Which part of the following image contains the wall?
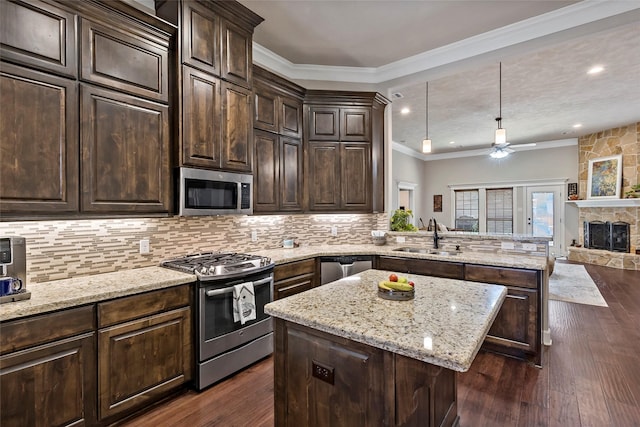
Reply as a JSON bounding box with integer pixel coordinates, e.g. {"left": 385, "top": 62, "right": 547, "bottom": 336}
{"left": 392, "top": 144, "right": 580, "bottom": 246}
{"left": 0, "top": 213, "right": 387, "bottom": 284}
{"left": 391, "top": 150, "right": 426, "bottom": 225}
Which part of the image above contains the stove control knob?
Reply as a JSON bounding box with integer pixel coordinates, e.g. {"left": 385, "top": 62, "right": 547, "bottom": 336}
{"left": 199, "top": 267, "right": 208, "bottom": 275}
{"left": 208, "top": 266, "right": 216, "bottom": 275}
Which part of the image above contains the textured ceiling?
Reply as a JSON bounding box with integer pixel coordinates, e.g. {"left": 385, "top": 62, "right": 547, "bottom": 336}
{"left": 238, "top": 1, "right": 640, "bottom": 156}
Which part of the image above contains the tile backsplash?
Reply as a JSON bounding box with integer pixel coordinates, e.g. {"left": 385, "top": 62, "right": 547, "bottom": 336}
{"left": 1, "top": 213, "right": 388, "bottom": 283}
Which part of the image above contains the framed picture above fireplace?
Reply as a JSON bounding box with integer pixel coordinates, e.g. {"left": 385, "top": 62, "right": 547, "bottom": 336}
{"left": 587, "top": 154, "right": 622, "bottom": 199}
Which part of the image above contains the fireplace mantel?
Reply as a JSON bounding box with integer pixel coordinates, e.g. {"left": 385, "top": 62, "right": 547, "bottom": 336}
{"left": 567, "top": 199, "right": 640, "bottom": 208}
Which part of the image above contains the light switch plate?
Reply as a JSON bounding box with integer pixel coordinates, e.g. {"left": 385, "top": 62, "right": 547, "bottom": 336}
{"left": 501, "top": 242, "right": 515, "bottom": 250}
{"left": 139, "top": 239, "right": 150, "bottom": 254}
{"left": 396, "top": 236, "right": 406, "bottom": 243}
{"left": 331, "top": 226, "right": 338, "bottom": 236}
{"left": 251, "top": 230, "right": 258, "bottom": 242}
{"left": 522, "top": 243, "right": 537, "bottom": 251}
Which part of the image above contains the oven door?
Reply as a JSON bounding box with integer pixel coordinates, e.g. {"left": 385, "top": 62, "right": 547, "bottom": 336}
{"left": 198, "top": 273, "right": 273, "bottom": 361}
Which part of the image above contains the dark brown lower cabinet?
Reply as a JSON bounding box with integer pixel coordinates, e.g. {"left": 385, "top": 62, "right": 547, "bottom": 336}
{"left": 376, "top": 256, "right": 464, "bottom": 279}
{"left": 273, "top": 258, "right": 317, "bottom": 300}
{"left": 0, "top": 306, "right": 97, "bottom": 427}
{"left": 97, "top": 285, "right": 192, "bottom": 423}
{"left": 274, "top": 319, "right": 458, "bottom": 427}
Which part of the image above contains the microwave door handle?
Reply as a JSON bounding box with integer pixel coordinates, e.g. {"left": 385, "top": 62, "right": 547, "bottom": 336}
{"left": 205, "top": 277, "right": 272, "bottom": 297}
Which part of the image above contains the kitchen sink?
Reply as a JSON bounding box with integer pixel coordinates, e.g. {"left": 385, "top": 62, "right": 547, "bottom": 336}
{"left": 392, "top": 247, "right": 460, "bottom": 256}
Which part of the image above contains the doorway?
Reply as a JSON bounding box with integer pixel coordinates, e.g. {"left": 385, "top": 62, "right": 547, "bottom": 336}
{"left": 526, "top": 185, "right": 565, "bottom": 257}
{"left": 396, "top": 181, "right": 417, "bottom": 225}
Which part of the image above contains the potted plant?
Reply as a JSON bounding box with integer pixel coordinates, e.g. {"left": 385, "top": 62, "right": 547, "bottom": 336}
{"left": 390, "top": 209, "right": 418, "bottom": 232}
{"left": 624, "top": 184, "right": 640, "bottom": 198}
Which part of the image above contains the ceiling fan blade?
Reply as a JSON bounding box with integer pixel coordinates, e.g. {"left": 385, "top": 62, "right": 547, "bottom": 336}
{"left": 511, "top": 142, "right": 537, "bottom": 148}
{"left": 505, "top": 147, "right": 515, "bottom": 153}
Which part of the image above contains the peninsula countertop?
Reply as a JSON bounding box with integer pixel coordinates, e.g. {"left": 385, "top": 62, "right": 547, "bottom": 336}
{"left": 265, "top": 269, "right": 507, "bottom": 372}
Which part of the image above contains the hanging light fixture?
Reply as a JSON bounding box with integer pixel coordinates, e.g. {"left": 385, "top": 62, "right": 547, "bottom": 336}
{"left": 422, "top": 81, "right": 432, "bottom": 153}
{"left": 494, "top": 62, "right": 506, "bottom": 146}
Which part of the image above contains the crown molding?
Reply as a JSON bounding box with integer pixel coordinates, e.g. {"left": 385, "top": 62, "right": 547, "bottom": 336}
{"left": 392, "top": 139, "right": 578, "bottom": 161}
{"left": 252, "top": 1, "right": 640, "bottom": 84}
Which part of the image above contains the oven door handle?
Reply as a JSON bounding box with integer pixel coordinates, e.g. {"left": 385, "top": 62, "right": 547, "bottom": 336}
{"left": 205, "top": 277, "right": 272, "bottom": 297}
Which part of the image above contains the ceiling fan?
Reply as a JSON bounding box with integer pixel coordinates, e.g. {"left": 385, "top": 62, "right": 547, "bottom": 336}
{"left": 489, "top": 141, "right": 537, "bottom": 158}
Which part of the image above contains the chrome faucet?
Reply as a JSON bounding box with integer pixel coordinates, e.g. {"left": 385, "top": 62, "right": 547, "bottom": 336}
{"left": 432, "top": 218, "right": 443, "bottom": 249}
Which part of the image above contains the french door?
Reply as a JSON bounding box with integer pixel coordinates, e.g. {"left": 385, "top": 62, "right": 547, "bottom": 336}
{"left": 525, "top": 185, "right": 565, "bottom": 257}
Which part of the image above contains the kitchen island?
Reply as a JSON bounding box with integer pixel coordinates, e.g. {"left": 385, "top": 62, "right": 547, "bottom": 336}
{"left": 265, "top": 269, "right": 507, "bottom": 427}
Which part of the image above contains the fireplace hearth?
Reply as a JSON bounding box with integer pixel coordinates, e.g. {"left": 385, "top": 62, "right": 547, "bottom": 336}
{"left": 584, "top": 221, "right": 630, "bottom": 253}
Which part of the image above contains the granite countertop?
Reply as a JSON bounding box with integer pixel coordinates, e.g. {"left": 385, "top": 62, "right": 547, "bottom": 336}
{"left": 0, "top": 267, "right": 196, "bottom": 322}
{"left": 254, "top": 243, "right": 548, "bottom": 270}
{"left": 265, "top": 269, "right": 507, "bottom": 372}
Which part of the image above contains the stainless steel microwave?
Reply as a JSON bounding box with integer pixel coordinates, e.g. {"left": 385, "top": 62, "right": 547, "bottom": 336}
{"left": 178, "top": 167, "right": 253, "bottom": 216}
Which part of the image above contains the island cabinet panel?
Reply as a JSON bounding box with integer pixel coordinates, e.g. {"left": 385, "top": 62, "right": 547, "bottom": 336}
{"left": 274, "top": 319, "right": 458, "bottom": 427}
{"left": 80, "top": 84, "right": 171, "bottom": 213}
{"left": 80, "top": 17, "right": 169, "bottom": 102}
{"left": 0, "top": 63, "right": 79, "bottom": 215}
{"left": 484, "top": 287, "right": 538, "bottom": 353}
{"left": 464, "top": 264, "right": 538, "bottom": 289}
{"left": 0, "top": 0, "right": 77, "bottom": 77}
{"left": 96, "top": 285, "right": 192, "bottom": 423}
{"left": 376, "top": 256, "right": 465, "bottom": 279}
{"left": 0, "top": 306, "right": 97, "bottom": 427}
{"left": 274, "top": 258, "right": 318, "bottom": 300}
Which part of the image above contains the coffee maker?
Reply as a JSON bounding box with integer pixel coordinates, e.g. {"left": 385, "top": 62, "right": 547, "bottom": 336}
{"left": 0, "top": 236, "right": 31, "bottom": 303}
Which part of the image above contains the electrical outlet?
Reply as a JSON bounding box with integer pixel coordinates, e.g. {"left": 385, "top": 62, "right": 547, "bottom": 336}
{"left": 522, "top": 243, "right": 537, "bottom": 251}
{"left": 331, "top": 226, "right": 338, "bottom": 236}
{"left": 396, "top": 236, "right": 406, "bottom": 243}
{"left": 251, "top": 230, "right": 258, "bottom": 242}
{"left": 501, "top": 242, "right": 515, "bottom": 250}
{"left": 139, "top": 239, "right": 150, "bottom": 254}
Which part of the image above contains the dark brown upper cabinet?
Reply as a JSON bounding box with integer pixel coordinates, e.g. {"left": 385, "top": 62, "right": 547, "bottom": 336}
{"left": 80, "top": 84, "right": 171, "bottom": 214}
{"left": 221, "top": 81, "right": 253, "bottom": 172}
{"left": 253, "top": 83, "right": 279, "bottom": 133}
{"left": 0, "top": 63, "right": 79, "bottom": 215}
{"left": 0, "top": 0, "right": 77, "bottom": 78}
{"left": 221, "top": 18, "right": 252, "bottom": 88}
{"left": 253, "top": 66, "right": 304, "bottom": 139}
{"left": 180, "top": 0, "right": 221, "bottom": 76}
{"left": 304, "top": 91, "right": 388, "bottom": 213}
{"left": 80, "top": 17, "right": 169, "bottom": 102}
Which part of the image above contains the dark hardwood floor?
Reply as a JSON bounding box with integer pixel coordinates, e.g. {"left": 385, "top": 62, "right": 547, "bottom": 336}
{"left": 121, "top": 262, "right": 640, "bottom": 427}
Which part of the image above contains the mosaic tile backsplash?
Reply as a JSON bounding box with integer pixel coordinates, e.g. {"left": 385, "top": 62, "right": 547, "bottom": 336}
{"left": 0, "top": 213, "right": 388, "bottom": 283}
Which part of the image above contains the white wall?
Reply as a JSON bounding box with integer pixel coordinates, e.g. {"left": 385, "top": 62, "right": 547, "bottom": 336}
{"left": 391, "top": 150, "right": 426, "bottom": 226}
{"left": 392, "top": 145, "right": 580, "bottom": 243}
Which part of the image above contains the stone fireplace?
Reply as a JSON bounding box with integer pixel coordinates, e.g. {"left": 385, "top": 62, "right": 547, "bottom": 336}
{"left": 567, "top": 122, "right": 640, "bottom": 271}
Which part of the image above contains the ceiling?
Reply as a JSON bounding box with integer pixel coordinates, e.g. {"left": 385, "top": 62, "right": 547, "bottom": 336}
{"left": 238, "top": 1, "right": 640, "bottom": 157}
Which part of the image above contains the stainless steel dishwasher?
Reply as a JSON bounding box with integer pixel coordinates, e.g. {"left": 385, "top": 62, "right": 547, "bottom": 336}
{"left": 320, "top": 256, "right": 373, "bottom": 285}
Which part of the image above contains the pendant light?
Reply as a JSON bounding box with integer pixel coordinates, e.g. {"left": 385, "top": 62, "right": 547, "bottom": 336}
{"left": 494, "top": 62, "right": 506, "bottom": 146}
{"left": 422, "top": 81, "right": 432, "bottom": 153}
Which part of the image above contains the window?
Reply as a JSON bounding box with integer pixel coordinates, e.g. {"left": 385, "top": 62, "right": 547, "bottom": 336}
{"left": 486, "top": 188, "right": 513, "bottom": 234}
{"left": 454, "top": 190, "right": 479, "bottom": 231}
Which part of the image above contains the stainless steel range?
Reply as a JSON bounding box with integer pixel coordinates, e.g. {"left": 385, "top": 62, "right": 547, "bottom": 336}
{"left": 161, "top": 252, "right": 274, "bottom": 390}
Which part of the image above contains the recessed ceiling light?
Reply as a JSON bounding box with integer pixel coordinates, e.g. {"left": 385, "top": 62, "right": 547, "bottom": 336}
{"left": 573, "top": 123, "right": 582, "bottom": 128}
{"left": 400, "top": 107, "right": 410, "bottom": 115}
{"left": 587, "top": 65, "right": 604, "bottom": 75}
{"left": 449, "top": 141, "right": 455, "bottom": 144}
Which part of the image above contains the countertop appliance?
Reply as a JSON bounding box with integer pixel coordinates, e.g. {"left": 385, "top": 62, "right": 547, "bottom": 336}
{"left": 319, "top": 255, "right": 373, "bottom": 285}
{"left": 161, "top": 252, "right": 274, "bottom": 390}
{"left": 177, "top": 167, "right": 253, "bottom": 216}
{"left": 0, "top": 236, "right": 30, "bottom": 304}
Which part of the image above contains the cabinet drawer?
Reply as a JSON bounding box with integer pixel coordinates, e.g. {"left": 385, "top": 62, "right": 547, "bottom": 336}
{"left": 80, "top": 17, "right": 169, "bottom": 102}
{"left": 98, "top": 284, "right": 191, "bottom": 328}
{"left": 0, "top": 0, "right": 77, "bottom": 77}
{"left": 0, "top": 305, "right": 95, "bottom": 354}
{"left": 274, "top": 273, "right": 315, "bottom": 300}
{"left": 376, "top": 256, "right": 464, "bottom": 280}
{"left": 465, "top": 264, "right": 538, "bottom": 289}
{"left": 274, "top": 258, "right": 316, "bottom": 281}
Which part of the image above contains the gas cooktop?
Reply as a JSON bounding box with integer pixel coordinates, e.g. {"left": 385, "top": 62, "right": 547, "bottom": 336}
{"left": 160, "top": 252, "right": 273, "bottom": 281}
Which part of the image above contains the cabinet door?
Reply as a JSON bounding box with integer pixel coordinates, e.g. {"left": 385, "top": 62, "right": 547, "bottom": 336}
{"left": 485, "top": 287, "right": 538, "bottom": 353}
{"left": 280, "top": 96, "right": 303, "bottom": 138}
{"left": 182, "top": 65, "right": 222, "bottom": 168}
{"left": 0, "top": 63, "right": 79, "bottom": 215}
{"left": 220, "top": 18, "right": 252, "bottom": 88}
{"left": 80, "top": 17, "right": 169, "bottom": 102}
{"left": 0, "top": 0, "right": 77, "bottom": 77}
{"left": 307, "top": 141, "right": 341, "bottom": 211}
{"left": 376, "top": 256, "right": 464, "bottom": 280}
{"left": 308, "top": 106, "right": 339, "bottom": 140}
{"left": 280, "top": 136, "right": 304, "bottom": 212}
{"left": 98, "top": 307, "right": 191, "bottom": 421}
{"left": 221, "top": 81, "right": 252, "bottom": 172}
{"left": 80, "top": 84, "right": 170, "bottom": 213}
{"left": 0, "top": 333, "right": 96, "bottom": 427}
{"left": 274, "top": 273, "right": 315, "bottom": 300}
{"left": 181, "top": 0, "right": 220, "bottom": 76}
{"left": 340, "top": 107, "right": 370, "bottom": 141}
{"left": 253, "top": 130, "right": 279, "bottom": 212}
{"left": 341, "top": 143, "right": 371, "bottom": 211}
{"left": 253, "top": 83, "right": 278, "bottom": 133}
